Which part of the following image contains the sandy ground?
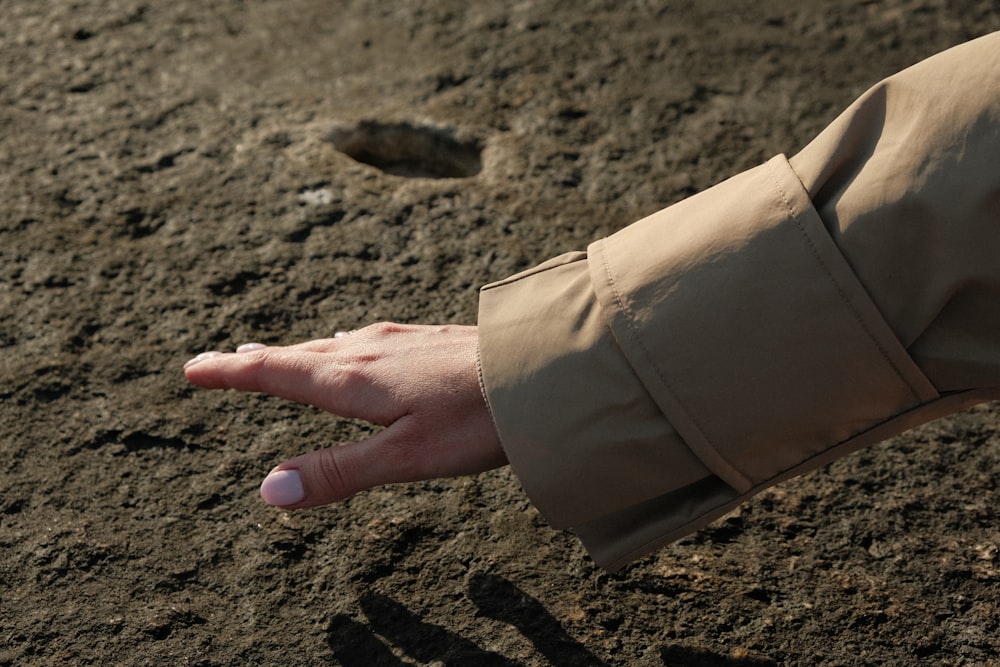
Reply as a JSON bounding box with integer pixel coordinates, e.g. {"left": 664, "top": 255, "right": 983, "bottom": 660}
{"left": 1, "top": 1, "right": 999, "bottom": 665}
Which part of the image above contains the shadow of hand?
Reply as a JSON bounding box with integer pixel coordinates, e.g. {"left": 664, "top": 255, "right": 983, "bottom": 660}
{"left": 326, "top": 573, "right": 775, "bottom": 666}
{"left": 468, "top": 573, "right": 608, "bottom": 667}
{"left": 326, "top": 574, "right": 604, "bottom": 666}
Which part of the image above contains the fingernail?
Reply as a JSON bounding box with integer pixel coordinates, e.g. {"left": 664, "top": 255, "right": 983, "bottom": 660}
{"left": 184, "top": 351, "right": 222, "bottom": 369}
{"left": 260, "top": 469, "right": 305, "bottom": 506}
{"left": 236, "top": 342, "right": 267, "bottom": 353}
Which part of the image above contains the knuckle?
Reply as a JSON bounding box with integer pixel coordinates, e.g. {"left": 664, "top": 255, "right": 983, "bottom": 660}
{"left": 240, "top": 348, "right": 278, "bottom": 391}
{"left": 315, "top": 449, "right": 354, "bottom": 501}
{"left": 333, "top": 362, "right": 371, "bottom": 390}
{"left": 370, "top": 321, "right": 405, "bottom": 336}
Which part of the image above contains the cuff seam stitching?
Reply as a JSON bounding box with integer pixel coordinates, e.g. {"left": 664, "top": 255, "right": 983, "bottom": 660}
{"left": 765, "top": 157, "right": 925, "bottom": 404}
{"left": 597, "top": 239, "right": 752, "bottom": 491}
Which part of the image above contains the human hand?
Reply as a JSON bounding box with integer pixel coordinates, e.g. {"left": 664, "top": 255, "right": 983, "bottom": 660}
{"left": 183, "top": 323, "right": 507, "bottom": 508}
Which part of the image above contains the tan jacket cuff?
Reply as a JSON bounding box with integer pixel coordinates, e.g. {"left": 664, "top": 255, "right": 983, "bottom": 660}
{"left": 478, "top": 252, "right": 713, "bottom": 530}
{"left": 479, "top": 156, "right": 938, "bottom": 570}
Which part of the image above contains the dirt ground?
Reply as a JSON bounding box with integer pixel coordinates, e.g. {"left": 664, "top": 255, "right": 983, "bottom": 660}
{"left": 2, "top": 1, "right": 999, "bottom": 665}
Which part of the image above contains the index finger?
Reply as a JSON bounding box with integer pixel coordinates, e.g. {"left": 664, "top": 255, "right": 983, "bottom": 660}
{"left": 183, "top": 347, "right": 395, "bottom": 424}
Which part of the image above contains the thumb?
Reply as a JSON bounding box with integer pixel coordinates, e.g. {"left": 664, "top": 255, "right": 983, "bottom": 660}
{"left": 259, "top": 417, "right": 426, "bottom": 508}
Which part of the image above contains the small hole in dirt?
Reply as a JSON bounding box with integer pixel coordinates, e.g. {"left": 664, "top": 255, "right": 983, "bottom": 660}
{"left": 328, "top": 121, "right": 482, "bottom": 179}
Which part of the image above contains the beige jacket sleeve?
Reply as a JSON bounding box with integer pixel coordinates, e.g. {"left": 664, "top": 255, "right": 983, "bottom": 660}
{"left": 477, "top": 32, "right": 1000, "bottom": 571}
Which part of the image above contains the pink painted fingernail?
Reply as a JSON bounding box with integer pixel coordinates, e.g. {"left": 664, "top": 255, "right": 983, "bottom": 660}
{"left": 236, "top": 342, "right": 267, "bottom": 353}
{"left": 184, "top": 351, "right": 222, "bottom": 369}
{"left": 260, "top": 469, "right": 305, "bottom": 506}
